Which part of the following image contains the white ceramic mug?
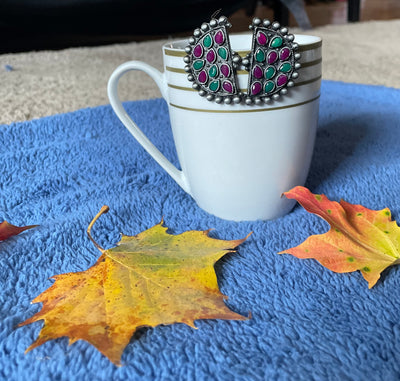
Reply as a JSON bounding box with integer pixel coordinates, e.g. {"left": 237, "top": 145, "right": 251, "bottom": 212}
{"left": 108, "top": 34, "right": 322, "bottom": 221}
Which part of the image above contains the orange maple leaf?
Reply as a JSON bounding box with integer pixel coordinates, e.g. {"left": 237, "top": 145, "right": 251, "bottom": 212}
{"left": 0, "top": 220, "right": 37, "bottom": 241}
{"left": 279, "top": 186, "right": 400, "bottom": 288}
{"left": 19, "top": 206, "right": 249, "bottom": 365}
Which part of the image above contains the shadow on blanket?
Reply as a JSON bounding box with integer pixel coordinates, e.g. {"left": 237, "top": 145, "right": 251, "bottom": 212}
{"left": 308, "top": 115, "right": 370, "bottom": 190}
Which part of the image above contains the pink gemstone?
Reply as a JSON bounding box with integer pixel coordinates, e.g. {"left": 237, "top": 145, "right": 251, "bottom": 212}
{"left": 277, "top": 74, "right": 288, "bottom": 87}
{"left": 198, "top": 70, "right": 208, "bottom": 84}
{"left": 193, "top": 44, "right": 203, "bottom": 58}
{"left": 215, "top": 30, "right": 225, "bottom": 45}
{"left": 268, "top": 51, "right": 278, "bottom": 64}
{"left": 251, "top": 81, "right": 262, "bottom": 95}
{"left": 257, "top": 31, "right": 267, "bottom": 45}
{"left": 222, "top": 80, "right": 233, "bottom": 93}
{"left": 280, "top": 47, "right": 291, "bottom": 61}
{"left": 220, "top": 64, "right": 230, "bottom": 77}
{"left": 253, "top": 65, "right": 263, "bottom": 79}
{"left": 206, "top": 49, "right": 216, "bottom": 63}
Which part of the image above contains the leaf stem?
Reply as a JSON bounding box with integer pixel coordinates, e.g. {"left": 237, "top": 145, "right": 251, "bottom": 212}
{"left": 87, "top": 205, "right": 109, "bottom": 253}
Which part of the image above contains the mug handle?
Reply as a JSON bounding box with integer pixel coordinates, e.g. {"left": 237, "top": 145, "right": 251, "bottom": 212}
{"left": 107, "top": 61, "right": 191, "bottom": 195}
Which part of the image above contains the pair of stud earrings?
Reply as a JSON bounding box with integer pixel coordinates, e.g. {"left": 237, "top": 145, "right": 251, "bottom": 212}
{"left": 184, "top": 16, "right": 301, "bottom": 105}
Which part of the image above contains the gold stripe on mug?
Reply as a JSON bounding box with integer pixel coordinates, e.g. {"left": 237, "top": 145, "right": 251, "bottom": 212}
{"left": 165, "top": 66, "right": 186, "bottom": 73}
{"left": 299, "top": 58, "right": 322, "bottom": 68}
{"left": 168, "top": 84, "right": 197, "bottom": 91}
{"left": 165, "top": 59, "right": 321, "bottom": 75}
{"left": 169, "top": 94, "right": 320, "bottom": 113}
{"left": 237, "top": 50, "right": 250, "bottom": 58}
{"left": 164, "top": 40, "right": 322, "bottom": 57}
{"left": 218, "top": 41, "right": 322, "bottom": 56}
{"left": 297, "top": 40, "right": 322, "bottom": 52}
{"left": 294, "top": 75, "right": 322, "bottom": 87}
{"left": 241, "top": 75, "right": 322, "bottom": 90}
{"left": 164, "top": 49, "right": 187, "bottom": 57}
{"left": 168, "top": 75, "right": 322, "bottom": 92}
{"left": 238, "top": 74, "right": 321, "bottom": 91}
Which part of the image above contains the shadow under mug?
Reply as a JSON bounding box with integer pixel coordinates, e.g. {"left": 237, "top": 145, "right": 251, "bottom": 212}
{"left": 108, "top": 34, "right": 322, "bottom": 221}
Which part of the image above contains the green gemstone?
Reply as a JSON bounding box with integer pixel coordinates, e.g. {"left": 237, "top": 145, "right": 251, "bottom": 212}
{"left": 255, "top": 48, "right": 265, "bottom": 63}
{"left": 203, "top": 34, "right": 212, "bottom": 48}
{"left": 193, "top": 60, "right": 205, "bottom": 71}
{"left": 218, "top": 47, "right": 228, "bottom": 60}
{"left": 265, "top": 66, "right": 276, "bottom": 79}
{"left": 264, "top": 81, "right": 275, "bottom": 93}
{"left": 270, "top": 36, "right": 283, "bottom": 48}
{"left": 280, "top": 62, "right": 292, "bottom": 73}
{"left": 209, "top": 80, "right": 220, "bottom": 92}
{"left": 209, "top": 65, "right": 218, "bottom": 77}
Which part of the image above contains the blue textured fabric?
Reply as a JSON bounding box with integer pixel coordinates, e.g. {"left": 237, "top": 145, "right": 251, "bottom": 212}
{"left": 0, "top": 80, "right": 400, "bottom": 380}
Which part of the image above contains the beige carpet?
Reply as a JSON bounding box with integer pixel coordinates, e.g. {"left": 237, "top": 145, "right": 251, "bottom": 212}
{"left": 1, "top": 19, "right": 399, "bottom": 125}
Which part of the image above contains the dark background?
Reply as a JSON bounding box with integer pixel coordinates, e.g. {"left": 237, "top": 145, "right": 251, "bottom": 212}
{"left": 0, "top": 0, "right": 365, "bottom": 54}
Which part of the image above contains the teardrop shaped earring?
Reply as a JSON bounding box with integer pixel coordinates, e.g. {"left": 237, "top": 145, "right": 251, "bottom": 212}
{"left": 243, "top": 18, "right": 301, "bottom": 105}
{"left": 184, "top": 15, "right": 243, "bottom": 104}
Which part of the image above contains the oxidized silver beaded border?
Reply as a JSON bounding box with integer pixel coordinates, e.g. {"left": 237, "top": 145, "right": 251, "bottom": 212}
{"left": 242, "top": 18, "right": 301, "bottom": 105}
{"left": 184, "top": 16, "right": 301, "bottom": 105}
{"left": 183, "top": 16, "right": 242, "bottom": 104}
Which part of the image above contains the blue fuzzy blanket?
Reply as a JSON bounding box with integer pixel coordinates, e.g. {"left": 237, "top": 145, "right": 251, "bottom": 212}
{"left": 1, "top": 81, "right": 400, "bottom": 380}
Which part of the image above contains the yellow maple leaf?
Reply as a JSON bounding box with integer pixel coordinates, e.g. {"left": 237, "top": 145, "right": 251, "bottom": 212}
{"left": 19, "top": 206, "right": 249, "bottom": 365}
